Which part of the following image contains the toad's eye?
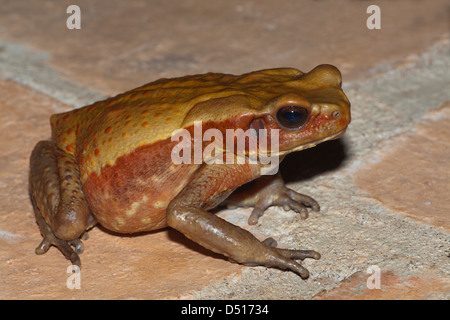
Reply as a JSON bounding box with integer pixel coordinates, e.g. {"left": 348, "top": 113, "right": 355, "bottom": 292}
{"left": 276, "top": 105, "right": 309, "bottom": 129}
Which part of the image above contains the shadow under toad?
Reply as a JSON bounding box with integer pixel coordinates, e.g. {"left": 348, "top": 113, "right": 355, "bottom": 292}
{"left": 281, "top": 137, "right": 349, "bottom": 183}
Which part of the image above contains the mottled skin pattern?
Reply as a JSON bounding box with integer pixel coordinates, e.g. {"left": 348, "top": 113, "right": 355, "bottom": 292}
{"left": 29, "top": 64, "right": 350, "bottom": 278}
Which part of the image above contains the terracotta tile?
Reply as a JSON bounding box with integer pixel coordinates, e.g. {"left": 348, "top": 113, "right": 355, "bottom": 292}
{"left": 354, "top": 103, "right": 450, "bottom": 231}
{"left": 0, "top": 0, "right": 448, "bottom": 95}
{"left": 315, "top": 269, "right": 450, "bottom": 300}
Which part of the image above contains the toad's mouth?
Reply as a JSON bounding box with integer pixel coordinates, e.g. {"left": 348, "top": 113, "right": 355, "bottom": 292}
{"left": 256, "top": 128, "right": 347, "bottom": 158}
{"left": 288, "top": 128, "right": 347, "bottom": 153}
{"left": 199, "top": 128, "right": 347, "bottom": 165}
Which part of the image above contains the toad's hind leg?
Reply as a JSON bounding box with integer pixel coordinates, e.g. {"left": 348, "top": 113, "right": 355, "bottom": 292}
{"left": 29, "top": 141, "right": 95, "bottom": 266}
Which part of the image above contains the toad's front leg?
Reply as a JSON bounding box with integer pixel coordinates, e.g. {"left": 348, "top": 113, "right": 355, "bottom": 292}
{"left": 166, "top": 163, "right": 319, "bottom": 279}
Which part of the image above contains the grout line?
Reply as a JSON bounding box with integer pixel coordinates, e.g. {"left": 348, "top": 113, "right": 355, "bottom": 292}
{"left": 0, "top": 40, "right": 105, "bottom": 110}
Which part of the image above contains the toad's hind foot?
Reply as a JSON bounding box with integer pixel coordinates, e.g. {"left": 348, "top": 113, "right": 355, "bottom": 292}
{"left": 34, "top": 208, "right": 83, "bottom": 267}
{"left": 29, "top": 140, "right": 93, "bottom": 267}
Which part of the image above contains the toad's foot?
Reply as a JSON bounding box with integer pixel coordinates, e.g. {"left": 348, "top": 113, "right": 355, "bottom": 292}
{"left": 260, "top": 238, "right": 321, "bottom": 278}
{"left": 262, "top": 237, "right": 320, "bottom": 261}
{"left": 30, "top": 140, "right": 94, "bottom": 267}
{"left": 34, "top": 208, "right": 83, "bottom": 267}
{"left": 233, "top": 237, "right": 321, "bottom": 278}
{"left": 225, "top": 173, "right": 320, "bottom": 225}
{"left": 247, "top": 186, "right": 320, "bottom": 225}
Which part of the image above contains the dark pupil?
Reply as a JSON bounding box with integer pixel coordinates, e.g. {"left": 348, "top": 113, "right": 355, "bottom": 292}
{"left": 285, "top": 109, "right": 303, "bottom": 123}
{"left": 276, "top": 106, "right": 309, "bottom": 129}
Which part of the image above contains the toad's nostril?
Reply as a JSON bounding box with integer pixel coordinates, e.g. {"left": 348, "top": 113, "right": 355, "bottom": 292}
{"left": 332, "top": 110, "right": 340, "bottom": 119}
